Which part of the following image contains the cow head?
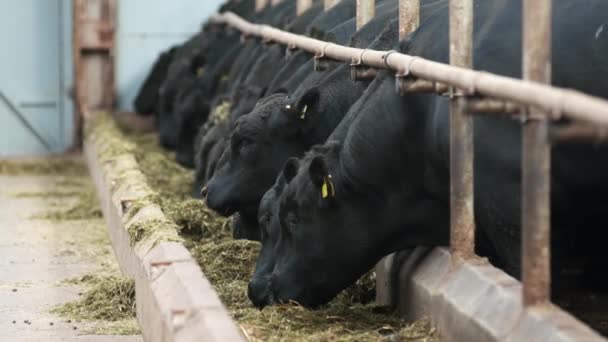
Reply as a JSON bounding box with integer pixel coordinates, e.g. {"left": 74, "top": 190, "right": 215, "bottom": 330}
{"left": 247, "top": 173, "right": 286, "bottom": 307}
{"left": 205, "top": 86, "right": 324, "bottom": 214}
{"left": 268, "top": 145, "right": 382, "bottom": 308}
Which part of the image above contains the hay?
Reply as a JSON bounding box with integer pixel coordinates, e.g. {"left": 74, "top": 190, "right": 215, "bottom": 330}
{"left": 167, "top": 198, "right": 231, "bottom": 239}
{"left": 126, "top": 218, "right": 182, "bottom": 247}
{"left": 2, "top": 156, "right": 102, "bottom": 222}
{"left": 103, "top": 114, "right": 438, "bottom": 341}
{"left": 0, "top": 158, "right": 87, "bottom": 176}
{"left": 190, "top": 240, "right": 437, "bottom": 341}
{"left": 51, "top": 275, "right": 136, "bottom": 321}
{"left": 32, "top": 187, "right": 102, "bottom": 221}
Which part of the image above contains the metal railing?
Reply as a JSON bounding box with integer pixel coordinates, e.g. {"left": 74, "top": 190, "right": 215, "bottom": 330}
{"left": 216, "top": 0, "right": 608, "bottom": 308}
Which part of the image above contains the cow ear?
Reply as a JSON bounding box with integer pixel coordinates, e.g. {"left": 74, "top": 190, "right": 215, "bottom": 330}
{"left": 309, "top": 156, "right": 335, "bottom": 199}
{"left": 295, "top": 88, "right": 320, "bottom": 120}
{"left": 283, "top": 158, "right": 300, "bottom": 184}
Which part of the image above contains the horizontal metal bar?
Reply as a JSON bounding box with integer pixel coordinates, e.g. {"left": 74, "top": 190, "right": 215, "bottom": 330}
{"left": 395, "top": 77, "right": 449, "bottom": 95}
{"left": 466, "top": 98, "right": 521, "bottom": 114}
{"left": 550, "top": 124, "right": 608, "bottom": 144}
{"left": 19, "top": 101, "right": 59, "bottom": 109}
{"left": 210, "top": 12, "right": 608, "bottom": 126}
{"left": 351, "top": 65, "right": 378, "bottom": 81}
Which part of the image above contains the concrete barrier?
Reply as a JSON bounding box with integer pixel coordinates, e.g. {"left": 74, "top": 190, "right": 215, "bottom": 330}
{"left": 376, "top": 248, "right": 607, "bottom": 342}
{"left": 84, "top": 117, "right": 246, "bottom": 342}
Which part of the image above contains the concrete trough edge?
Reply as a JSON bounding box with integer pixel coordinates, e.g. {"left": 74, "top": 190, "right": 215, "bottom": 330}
{"left": 83, "top": 127, "right": 246, "bottom": 342}
{"left": 375, "top": 248, "right": 607, "bottom": 342}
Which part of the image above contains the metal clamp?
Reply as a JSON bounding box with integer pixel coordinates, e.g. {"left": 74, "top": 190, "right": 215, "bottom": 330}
{"left": 350, "top": 49, "right": 377, "bottom": 81}
{"left": 314, "top": 43, "right": 333, "bottom": 72}
{"left": 383, "top": 50, "right": 400, "bottom": 70}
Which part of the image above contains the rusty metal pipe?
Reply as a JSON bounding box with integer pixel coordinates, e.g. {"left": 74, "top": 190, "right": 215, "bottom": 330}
{"left": 357, "top": 0, "right": 375, "bottom": 30}
{"left": 395, "top": 77, "right": 449, "bottom": 95}
{"left": 400, "top": 0, "right": 420, "bottom": 40}
{"left": 550, "top": 124, "right": 608, "bottom": 144}
{"left": 449, "top": 0, "right": 475, "bottom": 260}
{"left": 297, "top": 0, "right": 313, "bottom": 15}
{"left": 209, "top": 12, "right": 608, "bottom": 126}
{"left": 324, "top": 0, "right": 339, "bottom": 10}
{"left": 466, "top": 98, "right": 521, "bottom": 115}
{"left": 256, "top": 0, "right": 268, "bottom": 12}
{"left": 351, "top": 66, "right": 378, "bottom": 81}
{"left": 522, "top": 0, "right": 552, "bottom": 307}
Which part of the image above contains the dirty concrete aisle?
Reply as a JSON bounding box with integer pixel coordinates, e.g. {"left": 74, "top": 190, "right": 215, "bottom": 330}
{"left": 0, "top": 173, "right": 142, "bottom": 342}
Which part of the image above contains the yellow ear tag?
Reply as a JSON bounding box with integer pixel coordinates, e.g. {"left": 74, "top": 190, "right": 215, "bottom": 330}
{"left": 300, "top": 105, "right": 308, "bottom": 119}
{"left": 197, "top": 67, "right": 204, "bottom": 77}
{"left": 321, "top": 175, "right": 335, "bottom": 199}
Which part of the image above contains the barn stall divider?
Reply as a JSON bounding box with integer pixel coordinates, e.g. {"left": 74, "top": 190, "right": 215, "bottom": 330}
{"left": 72, "top": 0, "right": 608, "bottom": 341}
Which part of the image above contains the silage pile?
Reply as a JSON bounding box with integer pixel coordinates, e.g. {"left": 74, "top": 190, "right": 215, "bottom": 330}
{"left": 92, "top": 112, "right": 438, "bottom": 341}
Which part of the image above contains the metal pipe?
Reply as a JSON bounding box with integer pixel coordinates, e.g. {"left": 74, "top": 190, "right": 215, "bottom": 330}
{"left": 297, "top": 0, "right": 313, "bottom": 15}
{"left": 522, "top": 0, "right": 552, "bottom": 307}
{"left": 449, "top": 0, "right": 475, "bottom": 260}
{"left": 324, "top": 0, "right": 339, "bottom": 11}
{"left": 466, "top": 98, "right": 521, "bottom": 115}
{"left": 550, "top": 124, "right": 608, "bottom": 144}
{"left": 256, "top": 0, "right": 268, "bottom": 12}
{"left": 395, "top": 77, "right": 448, "bottom": 95}
{"left": 357, "top": 0, "right": 375, "bottom": 30}
{"left": 210, "top": 12, "right": 608, "bottom": 126}
{"left": 399, "top": 0, "right": 420, "bottom": 40}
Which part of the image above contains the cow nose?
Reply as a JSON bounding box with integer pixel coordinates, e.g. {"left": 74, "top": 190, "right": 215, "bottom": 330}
{"left": 200, "top": 185, "right": 208, "bottom": 198}
{"left": 248, "top": 280, "right": 270, "bottom": 308}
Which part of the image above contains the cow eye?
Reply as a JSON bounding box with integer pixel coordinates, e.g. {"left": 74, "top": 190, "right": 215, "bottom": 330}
{"left": 238, "top": 138, "right": 254, "bottom": 154}
{"left": 260, "top": 212, "right": 271, "bottom": 226}
{"left": 286, "top": 212, "right": 298, "bottom": 231}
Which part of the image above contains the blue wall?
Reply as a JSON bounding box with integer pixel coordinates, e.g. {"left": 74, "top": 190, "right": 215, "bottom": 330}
{"left": 0, "top": 0, "right": 73, "bottom": 156}
{"left": 116, "top": 0, "right": 225, "bottom": 111}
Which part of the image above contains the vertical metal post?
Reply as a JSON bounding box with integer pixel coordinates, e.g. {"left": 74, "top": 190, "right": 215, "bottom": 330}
{"left": 256, "top": 0, "right": 268, "bottom": 12}
{"left": 297, "top": 0, "right": 313, "bottom": 15}
{"left": 356, "top": 0, "right": 375, "bottom": 30}
{"left": 399, "top": 0, "right": 420, "bottom": 40}
{"left": 449, "top": 0, "right": 475, "bottom": 259}
{"left": 522, "top": 0, "right": 552, "bottom": 306}
{"left": 324, "top": 0, "right": 339, "bottom": 10}
{"left": 72, "top": 0, "right": 115, "bottom": 148}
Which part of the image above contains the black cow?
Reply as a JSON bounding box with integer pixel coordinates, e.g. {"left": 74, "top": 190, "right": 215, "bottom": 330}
{"left": 156, "top": 0, "right": 258, "bottom": 150}
{"left": 186, "top": 1, "right": 324, "bottom": 173}
{"left": 267, "top": 0, "right": 608, "bottom": 308}
{"left": 206, "top": 0, "right": 446, "bottom": 242}
{"left": 133, "top": 45, "right": 177, "bottom": 116}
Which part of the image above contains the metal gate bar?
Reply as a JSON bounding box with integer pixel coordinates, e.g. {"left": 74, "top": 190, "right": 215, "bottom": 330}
{"left": 522, "top": 0, "right": 552, "bottom": 306}
{"left": 449, "top": 0, "right": 475, "bottom": 260}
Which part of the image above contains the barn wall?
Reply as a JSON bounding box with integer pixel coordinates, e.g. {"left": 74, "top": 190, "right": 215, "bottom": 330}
{"left": 0, "top": 0, "right": 73, "bottom": 156}
{"left": 116, "top": 0, "right": 225, "bottom": 111}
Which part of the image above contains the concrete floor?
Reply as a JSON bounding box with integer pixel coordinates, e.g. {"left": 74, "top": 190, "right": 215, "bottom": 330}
{"left": 0, "top": 175, "right": 142, "bottom": 342}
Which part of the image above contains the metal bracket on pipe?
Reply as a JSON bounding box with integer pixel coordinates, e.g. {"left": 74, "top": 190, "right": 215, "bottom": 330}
{"left": 262, "top": 36, "right": 274, "bottom": 46}
{"left": 285, "top": 42, "right": 298, "bottom": 59}
{"left": 466, "top": 98, "right": 522, "bottom": 115}
{"left": 395, "top": 75, "right": 449, "bottom": 96}
{"left": 394, "top": 56, "right": 448, "bottom": 95}
{"left": 240, "top": 33, "right": 252, "bottom": 43}
{"left": 350, "top": 49, "right": 378, "bottom": 81}
{"left": 314, "top": 43, "right": 333, "bottom": 72}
